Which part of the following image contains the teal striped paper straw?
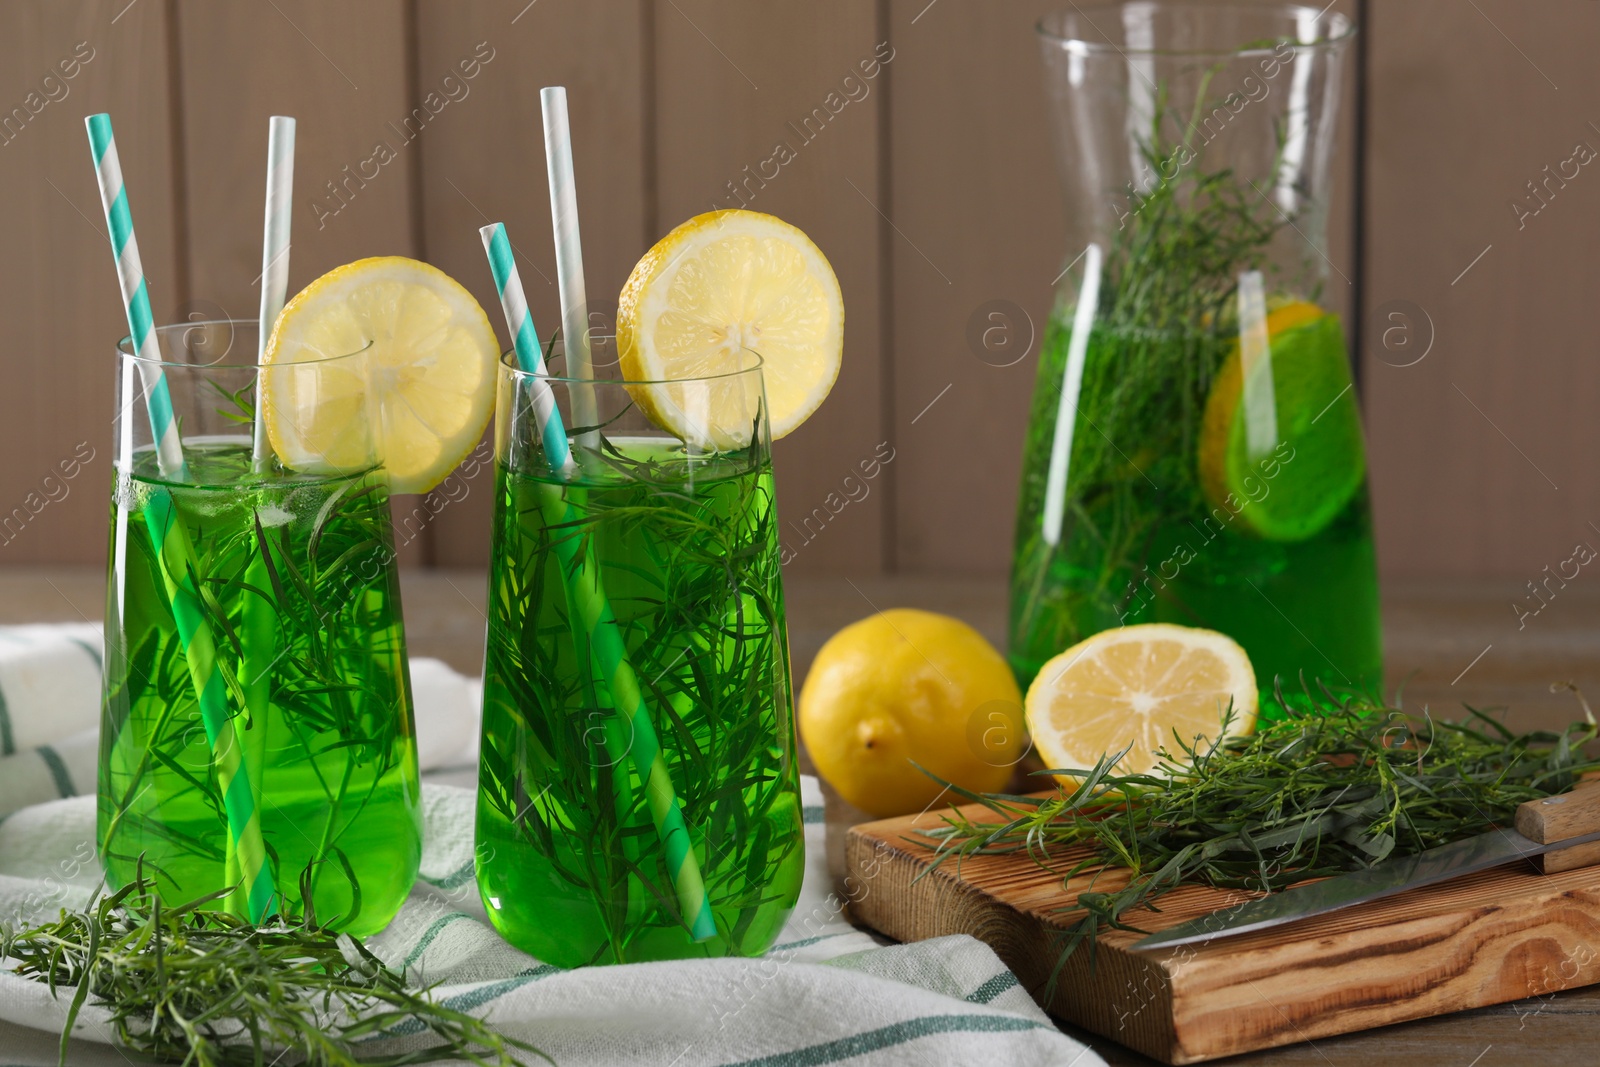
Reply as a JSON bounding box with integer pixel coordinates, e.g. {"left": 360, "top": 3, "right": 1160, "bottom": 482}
{"left": 480, "top": 223, "right": 569, "bottom": 466}
{"left": 86, "top": 113, "right": 185, "bottom": 480}
{"left": 87, "top": 112, "right": 277, "bottom": 922}
{"left": 480, "top": 222, "right": 717, "bottom": 943}
{"left": 144, "top": 489, "right": 277, "bottom": 922}
{"left": 252, "top": 115, "right": 296, "bottom": 469}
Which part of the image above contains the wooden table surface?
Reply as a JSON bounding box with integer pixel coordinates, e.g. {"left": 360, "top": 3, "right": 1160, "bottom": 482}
{"left": 3, "top": 566, "right": 1599, "bottom": 1065}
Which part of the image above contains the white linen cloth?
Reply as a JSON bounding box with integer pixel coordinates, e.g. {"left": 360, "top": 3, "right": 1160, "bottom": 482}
{"left": 0, "top": 624, "right": 1103, "bottom": 1066}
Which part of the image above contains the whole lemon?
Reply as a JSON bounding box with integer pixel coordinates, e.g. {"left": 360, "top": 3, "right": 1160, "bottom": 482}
{"left": 799, "top": 609, "right": 1024, "bottom": 818}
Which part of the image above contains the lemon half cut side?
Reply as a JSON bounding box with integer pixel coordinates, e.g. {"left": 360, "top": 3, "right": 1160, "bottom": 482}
{"left": 1024, "top": 623, "right": 1258, "bottom": 783}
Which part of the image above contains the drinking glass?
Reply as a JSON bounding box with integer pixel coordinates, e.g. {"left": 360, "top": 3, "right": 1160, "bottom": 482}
{"left": 1012, "top": 3, "right": 1380, "bottom": 712}
{"left": 476, "top": 349, "right": 804, "bottom": 966}
{"left": 99, "top": 320, "right": 421, "bottom": 935}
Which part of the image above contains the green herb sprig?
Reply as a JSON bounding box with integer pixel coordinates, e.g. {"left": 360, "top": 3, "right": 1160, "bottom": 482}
{"left": 0, "top": 872, "right": 548, "bottom": 1067}
{"left": 922, "top": 692, "right": 1600, "bottom": 983}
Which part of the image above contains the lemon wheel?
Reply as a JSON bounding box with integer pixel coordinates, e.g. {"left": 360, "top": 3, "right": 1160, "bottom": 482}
{"left": 616, "top": 210, "right": 843, "bottom": 450}
{"left": 1197, "top": 300, "right": 1366, "bottom": 542}
{"left": 262, "top": 257, "right": 499, "bottom": 495}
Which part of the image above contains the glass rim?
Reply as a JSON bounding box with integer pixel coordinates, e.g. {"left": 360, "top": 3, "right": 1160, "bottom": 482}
{"left": 498, "top": 347, "right": 768, "bottom": 387}
{"left": 116, "top": 318, "right": 374, "bottom": 370}
{"left": 1036, "top": 2, "right": 1356, "bottom": 58}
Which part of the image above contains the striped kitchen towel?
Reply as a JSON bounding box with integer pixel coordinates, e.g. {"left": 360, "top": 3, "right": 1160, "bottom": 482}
{"left": 0, "top": 778, "right": 1104, "bottom": 1067}
{"left": 0, "top": 624, "right": 101, "bottom": 820}
{"left": 0, "top": 624, "right": 483, "bottom": 820}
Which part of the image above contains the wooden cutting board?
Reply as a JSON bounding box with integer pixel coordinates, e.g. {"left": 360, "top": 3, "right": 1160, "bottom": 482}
{"left": 844, "top": 798, "right": 1600, "bottom": 1064}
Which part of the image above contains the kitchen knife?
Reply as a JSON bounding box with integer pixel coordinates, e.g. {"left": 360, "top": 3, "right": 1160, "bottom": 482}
{"left": 1131, "top": 786, "right": 1600, "bottom": 951}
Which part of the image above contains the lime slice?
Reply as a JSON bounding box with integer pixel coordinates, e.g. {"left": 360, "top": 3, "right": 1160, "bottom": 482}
{"left": 1198, "top": 302, "right": 1366, "bottom": 542}
{"left": 262, "top": 257, "right": 498, "bottom": 494}
{"left": 616, "top": 209, "right": 843, "bottom": 449}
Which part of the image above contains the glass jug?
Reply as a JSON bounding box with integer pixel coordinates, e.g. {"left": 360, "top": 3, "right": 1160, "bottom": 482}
{"left": 1011, "top": 2, "right": 1379, "bottom": 713}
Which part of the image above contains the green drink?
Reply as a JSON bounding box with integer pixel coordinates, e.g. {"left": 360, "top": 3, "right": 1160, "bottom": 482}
{"left": 100, "top": 324, "right": 421, "bottom": 935}
{"left": 1017, "top": 8, "right": 1378, "bottom": 709}
{"left": 476, "top": 362, "right": 803, "bottom": 967}
{"left": 1011, "top": 309, "right": 1381, "bottom": 709}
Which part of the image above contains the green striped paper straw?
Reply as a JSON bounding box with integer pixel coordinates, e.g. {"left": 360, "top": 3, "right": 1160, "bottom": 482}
{"left": 144, "top": 490, "right": 277, "bottom": 922}
{"left": 481, "top": 222, "right": 717, "bottom": 943}
{"left": 481, "top": 224, "right": 570, "bottom": 467}
{"left": 87, "top": 113, "right": 277, "bottom": 922}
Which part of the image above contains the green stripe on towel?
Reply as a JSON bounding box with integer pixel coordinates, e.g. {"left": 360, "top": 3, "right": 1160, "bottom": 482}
{"left": 402, "top": 911, "right": 472, "bottom": 971}
{"left": 37, "top": 745, "right": 76, "bottom": 797}
{"left": 770, "top": 931, "right": 851, "bottom": 953}
{"left": 68, "top": 635, "right": 103, "bottom": 669}
{"left": 965, "top": 972, "right": 1019, "bottom": 1004}
{"left": 438, "top": 964, "right": 564, "bottom": 1014}
{"left": 374, "top": 965, "right": 564, "bottom": 1038}
{"left": 0, "top": 680, "right": 13, "bottom": 756}
{"left": 420, "top": 859, "right": 477, "bottom": 891}
{"left": 723, "top": 1013, "right": 1051, "bottom": 1067}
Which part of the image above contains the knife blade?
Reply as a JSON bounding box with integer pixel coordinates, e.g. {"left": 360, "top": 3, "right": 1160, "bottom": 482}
{"left": 1131, "top": 786, "right": 1600, "bottom": 952}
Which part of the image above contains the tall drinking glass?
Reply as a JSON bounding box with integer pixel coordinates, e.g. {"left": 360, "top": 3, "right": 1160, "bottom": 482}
{"left": 99, "top": 320, "right": 421, "bottom": 935}
{"left": 1012, "top": 3, "right": 1379, "bottom": 712}
{"left": 476, "top": 351, "right": 804, "bottom": 966}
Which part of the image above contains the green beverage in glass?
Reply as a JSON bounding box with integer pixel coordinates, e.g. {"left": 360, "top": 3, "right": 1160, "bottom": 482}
{"left": 100, "top": 321, "right": 421, "bottom": 935}
{"left": 1013, "top": 6, "right": 1380, "bottom": 712}
{"left": 476, "top": 353, "right": 804, "bottom": 966}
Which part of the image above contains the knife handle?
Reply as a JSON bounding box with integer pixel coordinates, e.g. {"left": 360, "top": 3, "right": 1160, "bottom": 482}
{"left": 1515, "top": 783, "right": 1600, "bottom": 874}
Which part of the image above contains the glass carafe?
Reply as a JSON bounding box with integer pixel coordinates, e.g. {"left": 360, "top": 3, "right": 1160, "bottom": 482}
{"left": 1011, "top": 3, "right": 1379, "bottom": 712}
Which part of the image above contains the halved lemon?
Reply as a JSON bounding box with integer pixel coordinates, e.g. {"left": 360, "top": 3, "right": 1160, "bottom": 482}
{"left": 262, "top": 257, "right": 498, "bottom": 494}
{"left": 1025, "top": 623, "right": 1257, "bottom": 781}
{"left": 616, "top": 209, "right": 843, "bottom": 449}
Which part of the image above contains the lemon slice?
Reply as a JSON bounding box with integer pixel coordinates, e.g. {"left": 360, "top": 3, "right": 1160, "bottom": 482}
{"left": 1025, "top": 623, "right": 1257, "bottom": 781}
{"left": 616, "top": 209, "right": 843, "bottom": 449}
{"left": 1198, "top": 300, "right": 1367, "bottom": 542}
{"left": 262, "top": 257, "right": 498, "bottom": 494}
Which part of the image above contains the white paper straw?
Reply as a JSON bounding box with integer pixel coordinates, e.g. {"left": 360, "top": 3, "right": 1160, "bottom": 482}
{"left": 253, "top": 116, "right": 296, "bottom": 470}
{"left": 540, "top": 86, "right": 599, "bottom": 451}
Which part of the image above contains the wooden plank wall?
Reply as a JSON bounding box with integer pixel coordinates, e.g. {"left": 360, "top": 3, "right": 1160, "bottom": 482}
{"left": 0, "top": 0, "right": 1593, "bottom": 586}
{"left": 1364, "top": 0, "right": 1600, "bottom": 580}
{"left": 0, "top": 2, "right": 183, "bottom": 595}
